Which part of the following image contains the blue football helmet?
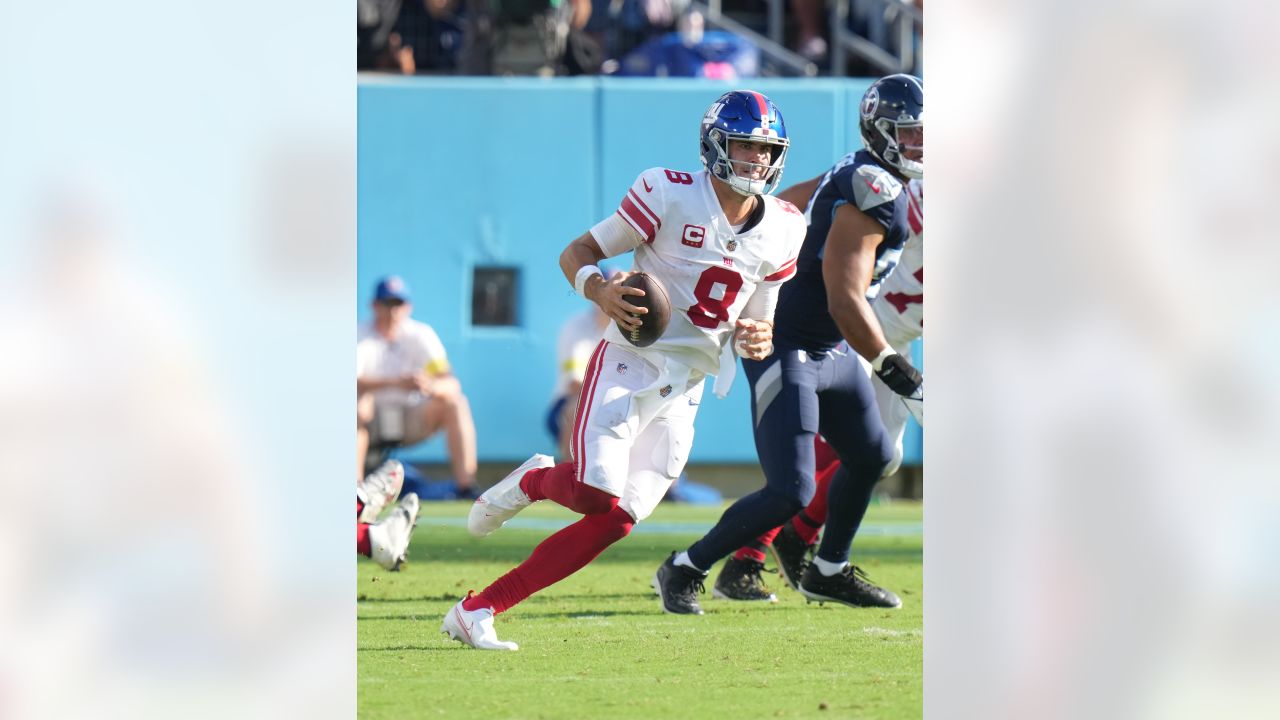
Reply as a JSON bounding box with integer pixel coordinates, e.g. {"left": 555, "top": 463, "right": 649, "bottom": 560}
{"left": 699, "top": 90, "right": 790, "bottom": 196}
{"left": 858, "top": 74, "right": 924, "bottom": 179}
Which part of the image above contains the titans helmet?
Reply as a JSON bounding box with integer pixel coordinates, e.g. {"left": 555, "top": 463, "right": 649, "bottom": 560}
{"left": 699, "top": 90, "right": 790, "bottom": 196}
{"left": 858, "top": 74, "right": 923, "bottom": 179}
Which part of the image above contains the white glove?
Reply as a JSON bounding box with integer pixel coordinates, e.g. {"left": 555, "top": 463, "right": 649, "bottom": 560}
{"left": 900, "top": 385, "right": 923, "bottom": 426}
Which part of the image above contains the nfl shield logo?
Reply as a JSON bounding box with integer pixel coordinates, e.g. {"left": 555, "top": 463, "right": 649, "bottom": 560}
{"left": 659, "top": 385, "right": 672, "bottom": 398}
{"left": 727, "top": 239, "right": 738, "bottom": 251}
{"left": 616, "top": 362, "right": 628, "bottom": 374}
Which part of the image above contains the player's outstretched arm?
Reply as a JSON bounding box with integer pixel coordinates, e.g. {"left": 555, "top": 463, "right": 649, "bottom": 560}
{"left": 558, "top": 232, "right": 647, "bottom": 331}
{"left": 822, "top": 205, "right": 893, "bottom": 359}
{"left": 823, "top": 205, "right": 922, "bottom": 397}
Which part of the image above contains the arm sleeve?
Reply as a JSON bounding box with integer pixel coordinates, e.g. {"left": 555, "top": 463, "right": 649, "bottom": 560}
{"left": 556, "top": 314, "right": 595, "bottom": 385}
{"left": 592, "top": 169, "right": 665, "bottom": 256}
{"left": 742, "top": 214, "right": 804, "bottom": 321}
{"left": 740, "top": 281, "right": 781, "bottom": 323}
{"left": 590, "top": 212, "right": 644, "bottom": 257}
{"left": 417, "top": 324, "right": 451, "bottom": 376}
{"left": 565, "top": 339, "right": 595, "bottom": 383}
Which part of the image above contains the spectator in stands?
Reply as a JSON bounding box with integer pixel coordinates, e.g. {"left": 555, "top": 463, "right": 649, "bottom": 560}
{"left": 547, "top": 269, "right": 618, "bottom": 461}
{"left": 401, "top": 0, "right": 469, "bottom": 73}
{"left": 356, "top": 276, "right": 478, "bottom": 496}
{"left": 791, "top": 0, "right": 827, "bottom": 62}
{"left": 359, "top": 0, "right": 417, "bottom": 73}
{"left": 614, "top": 8, "right": 759, "bottom": 79}
{"left": 585, "top": 0, "right": 678, "bottom": 70}
{"left": 458, "top": 0, "right": 594, "bottom": 75}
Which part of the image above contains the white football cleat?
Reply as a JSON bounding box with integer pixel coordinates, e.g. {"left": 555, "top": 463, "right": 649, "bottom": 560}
{"left": 441, "top": 597, "right": 518, "bottom": 651}
{"left": 367, "top": 492, "right": 420, "bottom": 571}
{"left": 467, "top": 454, "right": 553, "bottom": 538}
{"left": 358, "top": 459, "right": 405, "bottom": 524}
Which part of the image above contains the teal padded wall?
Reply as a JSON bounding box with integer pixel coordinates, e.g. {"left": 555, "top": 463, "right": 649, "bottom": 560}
{"left": 358, "top": 76, "right": 921, "bottom": 466}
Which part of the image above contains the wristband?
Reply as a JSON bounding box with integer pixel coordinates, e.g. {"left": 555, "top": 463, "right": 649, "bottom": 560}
{"left": 574, "top": 265, "right": 603, "bottom": 299}
{"left": 870, "top": 347, "right": 896, "bottom": 372}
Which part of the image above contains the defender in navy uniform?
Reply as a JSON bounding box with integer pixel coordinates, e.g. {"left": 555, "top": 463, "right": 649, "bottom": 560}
{"left": 655, "top": 74, "right": 924, "bottom": 614}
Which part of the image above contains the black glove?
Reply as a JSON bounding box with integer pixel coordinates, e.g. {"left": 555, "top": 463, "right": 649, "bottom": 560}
{"left": 875, "top": 354, "right": 922, "bottom": 397}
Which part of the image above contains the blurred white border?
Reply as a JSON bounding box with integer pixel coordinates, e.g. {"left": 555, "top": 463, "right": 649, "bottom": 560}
{"left": 1, "top": 2, "right": 354, "bottom": 718}
{"left": 929, "top": 1, "right": 1280, "bottom": 717}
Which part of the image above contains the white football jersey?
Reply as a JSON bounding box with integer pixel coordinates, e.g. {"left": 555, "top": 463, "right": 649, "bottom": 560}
{"left": 593, "top": 168, "right": 807, "bottom": 376}
{"left": 873, "top": 177, "right": 923, "bottom": 348}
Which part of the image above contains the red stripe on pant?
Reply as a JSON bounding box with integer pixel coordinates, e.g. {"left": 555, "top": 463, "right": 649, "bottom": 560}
{"left": 573, "top": 340, "right": 608, "bottom": 484}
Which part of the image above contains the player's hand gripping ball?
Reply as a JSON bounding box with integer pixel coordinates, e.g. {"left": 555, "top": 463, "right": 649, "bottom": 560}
{"left": 617, "top": 272, "right": 671, "bottom": 348}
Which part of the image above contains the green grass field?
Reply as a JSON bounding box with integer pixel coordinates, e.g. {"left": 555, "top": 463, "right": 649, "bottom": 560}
{"left": 358, "top": 500, "right": 922, "bottom": 719}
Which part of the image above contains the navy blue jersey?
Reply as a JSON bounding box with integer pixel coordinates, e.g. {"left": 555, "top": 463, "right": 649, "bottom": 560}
{"left": 773, "top": 150, "right": 912, "bottom": 352}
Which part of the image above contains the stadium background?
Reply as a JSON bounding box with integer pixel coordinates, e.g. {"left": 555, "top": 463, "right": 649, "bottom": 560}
{"left": 356, "top": 76, "right": 922, "bottom": 491}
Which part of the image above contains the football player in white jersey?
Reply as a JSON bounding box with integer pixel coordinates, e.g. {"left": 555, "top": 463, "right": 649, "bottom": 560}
{"left": 441, "top": 90, "right": 807, "bottom": 650}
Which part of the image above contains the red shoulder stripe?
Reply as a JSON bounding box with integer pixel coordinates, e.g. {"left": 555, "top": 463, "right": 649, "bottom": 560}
{"left": 620, "top": 195, "right": 656, "bottom": 242}
{"left": 627, "top": 189, "right": 661, "bottom": 228}
{"left": 764, "top": 257, "right": 797, "bottom": 282}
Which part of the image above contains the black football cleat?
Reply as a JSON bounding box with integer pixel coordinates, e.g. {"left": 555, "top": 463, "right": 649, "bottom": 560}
{"left": 652, "top": 552, "right": 708, "bottom": 615}
{"left": 712, "top": 556, "right": 778, "bottom": 602}
{"left": 769, "top": 522, "right": 813, "bottom": 592}
{"left": 798, "top": 563, "right": 902, "bottom": 609}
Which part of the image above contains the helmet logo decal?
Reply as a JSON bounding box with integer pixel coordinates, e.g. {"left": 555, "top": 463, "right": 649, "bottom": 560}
{"left": 860, "top": 87, "right": 880, "bottom": 120}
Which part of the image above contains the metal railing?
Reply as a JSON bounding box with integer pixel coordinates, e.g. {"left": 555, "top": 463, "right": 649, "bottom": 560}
{"left": 831, "top": 0, "right": 922, "bottom": 76}
{"left": 694, "top": 0, "right": 819, "bottom": 76}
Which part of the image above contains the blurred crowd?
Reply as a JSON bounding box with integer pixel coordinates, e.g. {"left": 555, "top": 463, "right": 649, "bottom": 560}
{"left": 357, "top": 0, "right": 922, "bottom": 78}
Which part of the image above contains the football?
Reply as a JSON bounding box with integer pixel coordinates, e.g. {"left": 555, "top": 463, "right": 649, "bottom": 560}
{"left": 617, "top": 272, "right": 671, "bottom": 348}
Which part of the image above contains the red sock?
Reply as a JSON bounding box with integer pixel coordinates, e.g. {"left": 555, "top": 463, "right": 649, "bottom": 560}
{"left": 814, "top": 435, "right": 839, "bottom": 474}
{"left": 757, "top": 526, "right": 781, "bottom": 547}
{"left": 791, "top": 511, "right": 822, "bottom": 546}
{"left": 791, "top": 458, "right": 838, "bottom": 545}
{"left": 734, "top": 525, "right": 782, "bottom": 562}
{"left": 463, "top": 506, "right": 635, "bottom": 614}
{"left": 808, "top": 457, "right": 837, "bottom": 526}
{"left": 357, "top": 522, "right": 371, "bottom": 557}
{"left": 520, "top": 462, "right": 617, "bottom": 515}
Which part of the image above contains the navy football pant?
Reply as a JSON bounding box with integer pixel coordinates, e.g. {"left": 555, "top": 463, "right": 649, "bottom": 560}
{"left": 686, "top": 340, "right": 894, "bottom": 569}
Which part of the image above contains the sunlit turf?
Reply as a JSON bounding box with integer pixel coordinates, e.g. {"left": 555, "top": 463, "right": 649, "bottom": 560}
{"left": 359, "top": 500, "right": 922, "bottom": 719}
